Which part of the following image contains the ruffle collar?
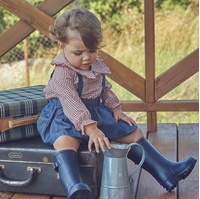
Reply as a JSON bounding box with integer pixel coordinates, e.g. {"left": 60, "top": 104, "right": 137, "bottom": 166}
{"left": 51, "top": 53, "right": 111, "bottom": 79}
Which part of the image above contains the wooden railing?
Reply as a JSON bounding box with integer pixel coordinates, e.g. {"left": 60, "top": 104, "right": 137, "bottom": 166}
{"left": 0, "top": 0, "right": 198, "bottom": 132}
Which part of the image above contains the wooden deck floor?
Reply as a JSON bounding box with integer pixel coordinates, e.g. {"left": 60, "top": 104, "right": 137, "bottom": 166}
{"left": 0, "top": 123, "right": 198, "bottom": 199}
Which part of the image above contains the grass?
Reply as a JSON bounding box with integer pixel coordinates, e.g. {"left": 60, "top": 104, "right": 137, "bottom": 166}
{"left": 0, "top": 6, "right": 198, "bottom": 124}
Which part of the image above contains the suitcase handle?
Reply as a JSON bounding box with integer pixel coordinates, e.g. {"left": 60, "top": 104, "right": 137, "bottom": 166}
{"left": 0, "top": 165, "right": 41, "bottom": 187}
{"left": 0, "top": 114, "right": 39, "bottom": 132}
{"left": 9, "top": 114, "right": 40, "bottom": 129}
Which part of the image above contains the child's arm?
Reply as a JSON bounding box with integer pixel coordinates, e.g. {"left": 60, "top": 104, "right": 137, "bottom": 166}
{"left": 49, "top": 67, "right": 98, "bottom": 134}
{"left": 102, "top": 79, "right": 137, "bottom": 126}
{"left": 102, "top": 80, "right": 122, "bottom": 110}
{"left": 84, "top": 123, "right": 111, "bottom": 153}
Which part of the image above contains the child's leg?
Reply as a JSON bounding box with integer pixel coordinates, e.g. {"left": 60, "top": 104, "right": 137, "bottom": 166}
{"left": 53, "top": 135, "right": 81, "bottom": 151}
{"left": 112, "top": 127, "right": 144, "bottom": 144}
{"left": 53, "top": 135, "right": 92, "bottom": 199}
{"left": 112, "top": 128, "right": 197, "bottom": 192}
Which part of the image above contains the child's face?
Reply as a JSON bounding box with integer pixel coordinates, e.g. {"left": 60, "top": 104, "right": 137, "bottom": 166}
{"left": 61, "top": 34, "right": 98, "bottom": 71}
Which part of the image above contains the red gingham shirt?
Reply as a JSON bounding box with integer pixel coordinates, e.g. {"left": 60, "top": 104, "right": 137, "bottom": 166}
{"left": 44, "top": 53, "right": 121, "bottom": 134}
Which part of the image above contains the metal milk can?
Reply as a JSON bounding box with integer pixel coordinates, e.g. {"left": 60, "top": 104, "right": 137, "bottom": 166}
{"left": 99, "top": 142, "right": 145, "bottom": 199}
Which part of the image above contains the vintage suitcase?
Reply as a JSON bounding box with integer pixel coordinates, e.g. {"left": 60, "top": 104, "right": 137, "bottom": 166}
{"left": 0, "top": 85, "right": 47, "bottom": 143}
{"left": 0, "top": 136, "right": 103, "bottom": 198}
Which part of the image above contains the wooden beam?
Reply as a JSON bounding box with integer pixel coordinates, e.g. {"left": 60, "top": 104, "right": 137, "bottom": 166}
{"left": 0, "top": 0, "right": 73, "bottom": 56}
{"left": 0, "top": 21, "right": 34, "bottom": 57}
{"left": 144, "top": 0, "right": 155, "bottom": 103}
{"left": 155, "top": 49, "right": 199, "bottom": 100}
{"left": 144, "top": 0, "right": 156, "bottom": 131}
{"left": 121, "top": 100, "right": 199, "bottom": 112}
{"left": 0, "top": 0, "right": 54, "bottom": 36}
{"left": 147, "top": 112, "right": 157, "bottom": 132}
{"left": 98, "top": 50, "right": 145, "bottom": 100}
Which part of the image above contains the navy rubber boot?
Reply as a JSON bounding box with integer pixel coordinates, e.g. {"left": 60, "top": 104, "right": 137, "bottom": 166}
{"left": 54, "top": 150, "right": 92, "bottom": 199}
{"left": 128, "top": 137, "right": 197, "bottom": 192}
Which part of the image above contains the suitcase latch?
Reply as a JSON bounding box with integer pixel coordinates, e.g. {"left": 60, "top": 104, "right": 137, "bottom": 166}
{"left": 0, "top": 165, "right": 5, "bottom": 170}
{"left": 27, "top": 166, "right": 42, "bottom": 173}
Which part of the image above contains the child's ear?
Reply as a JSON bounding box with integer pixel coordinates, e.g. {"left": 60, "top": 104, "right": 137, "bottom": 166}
{"left": 58, "top": 42, "right": 64, "bottom": 50}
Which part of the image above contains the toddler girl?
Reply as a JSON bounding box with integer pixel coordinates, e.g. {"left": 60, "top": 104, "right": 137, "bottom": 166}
{"left": 37, "top": 8, "right": 196, "bottom": 199}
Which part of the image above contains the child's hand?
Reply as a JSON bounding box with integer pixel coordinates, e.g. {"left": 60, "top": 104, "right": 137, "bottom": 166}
{"left": 88, "top": 129, "right": 110, "bottom": 153}
{"left": 84, "top": 123, "right": 110, "bottom": 153}
{"left": 113, "top": 108, "right": 137, "bottom": 126}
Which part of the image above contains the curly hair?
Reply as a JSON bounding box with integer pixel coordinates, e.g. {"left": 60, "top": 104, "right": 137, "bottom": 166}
{"left": 48, "top": 9, "right": 103, "bottom": 50}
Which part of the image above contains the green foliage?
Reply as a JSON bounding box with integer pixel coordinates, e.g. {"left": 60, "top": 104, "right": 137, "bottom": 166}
{"left": 87, "top": 0, "right": 142, "bottom": 19}
{"left": 85, "top": 0, "right": 142, "bottom": 31}
{"left": 0, "top": 7, "right": 18, "bottom": 34}
{"left": 85, "top": 0, "right": 195, "bottom": 31}
{"left": 0, "top": 7, "right": 6, "bottom": 33}
{"left": 155, "top": 0, "right": 195, "bottom": 9}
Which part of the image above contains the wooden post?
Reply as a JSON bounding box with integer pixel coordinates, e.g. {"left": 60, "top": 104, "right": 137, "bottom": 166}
{"left": 23, "top": 39, "right": 30, "bottom": 86}
{"left": 144, "top": 0, "right": 157, "bottom": 132}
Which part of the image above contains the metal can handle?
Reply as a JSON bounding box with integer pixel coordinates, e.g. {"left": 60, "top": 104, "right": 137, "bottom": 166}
{"left": 0, "top": 165, "right": 41, "bottom": 187}
{"left": 126, "top": 143, "right": 145, "bottom": 183}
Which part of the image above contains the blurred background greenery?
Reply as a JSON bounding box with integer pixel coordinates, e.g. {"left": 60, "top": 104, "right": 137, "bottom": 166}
{"left": 0, "top": 0, "right": 198, "bottom": 124}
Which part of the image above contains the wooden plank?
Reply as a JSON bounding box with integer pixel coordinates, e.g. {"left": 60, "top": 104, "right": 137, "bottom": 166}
{"left": 121, "top": 100, "right": 199, "bottom": 112}
{"left": 11, "top": 193, "right": 50, "bottom": 199}
{"left": 38, "top": 0, "right": 73, "bottom": 14}
{"left": 136, "top": 124, "right": 178, "bottom": 199}
{"left": 147, "top": 112, "right": 157, "bottom": 132}
{"left": 52, "top": 196, "right": 66, "bottom": 199}
{"left": 0, "top": 21, "right": 34, "bottom": 57}
{"left": 144, "top": 0, "right": 155, "bottom": 103}
{"left": 0, "top": 0, "right": 73, "bottom": 56}
{"left": 0, "top": 0, "right": 54, "bottom": 36}
{"left": 0, "top": 193, "right": 62, "bottom": 199}
{"left": 178, "top": 124, "right": 199, "bottom": 199}
{"left": 98, "top": 50, "right": 145, "bottom": 101}
{"left": 155, "top": 49, "right": 199, "bottom": 101}
{"left": 144, "top": 0, "right": 157, "bottom": 132}
{"left": 0, "top": 192, "right": 14, "bottom": 199}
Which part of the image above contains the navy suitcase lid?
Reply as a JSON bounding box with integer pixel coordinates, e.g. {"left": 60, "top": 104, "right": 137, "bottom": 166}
{"left": 0, "top": 137, "right": 55, "bottom": 163}
{"left": 0, "top": 137, "right": 99, "bottom": 167}
{"left": 0, "top": 85, "right": 47, "bottom": 118}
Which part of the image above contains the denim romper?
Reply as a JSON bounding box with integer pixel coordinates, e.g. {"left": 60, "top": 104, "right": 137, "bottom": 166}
{"left": 37, "top": 74, "right": 137, "bottom": 145}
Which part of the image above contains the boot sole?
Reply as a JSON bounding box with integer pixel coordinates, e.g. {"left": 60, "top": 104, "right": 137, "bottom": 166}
{"left": 165, "top": 158, "right": 197, "bottom": 192}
